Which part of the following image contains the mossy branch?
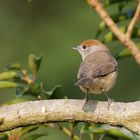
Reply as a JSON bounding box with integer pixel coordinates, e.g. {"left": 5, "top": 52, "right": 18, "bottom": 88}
{"left": 0, "top": 99, "right": 140, "bottom": 135}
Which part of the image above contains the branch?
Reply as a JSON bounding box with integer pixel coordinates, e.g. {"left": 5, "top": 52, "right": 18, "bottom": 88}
{"left": 0, "top": 99, "right": 140, "bottom": 135}
{"left": 126, "top": 0, "right": 140, "bottom": 39}
{"left": 87, "top": 0, "right": 140, "bottom": 64}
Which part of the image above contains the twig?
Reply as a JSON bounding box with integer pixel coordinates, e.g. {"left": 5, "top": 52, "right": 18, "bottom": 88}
{"left": 89, "top": 133, "right": 94, "bottom": 140}
{"left": 58, "top": 123, "right": 80, "bottom": 140}
{"left": 87, "top": 0, "right": 140, "bottom": 64}
{"left": 99, "top": 134, "right": 105, "bottom": 140}
{"left": 0, "top": 100, "right": 140, "bottom": 135}
{"left": 79, "top": 124, "right": 85, "bottom": 140}
{"left": 126, "top": 0, "right": 140, "bottom": 39}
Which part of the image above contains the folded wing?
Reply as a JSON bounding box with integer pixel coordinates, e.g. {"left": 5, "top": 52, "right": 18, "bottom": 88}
{"left": 75, "top": 51, "right": 117, "bottom": 86}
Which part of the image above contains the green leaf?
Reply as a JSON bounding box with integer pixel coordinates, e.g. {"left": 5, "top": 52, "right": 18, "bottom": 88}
{"left": 88, "top": 125, "right": 106, "bottom": 134}
{"left": 95, "top": 22, "right": 106, "bottom": 37}
{"left": 118, "top": 1, "right": 128, "bottom": 12}
{"left": 0, "top": 71, "right": 19, "bottom": 80}
{"left": 28, "top": 83, "right": 41, "bottom": 96}
{"left": 28, "top": 53, "right": 43, "bottom": 75}
{"left": 15, "top": 85, "right": 28, "bottom": 97}
{"left": 21, "top": 125, "right": 39, "bottom": 137}
{"left": 6, "top": 63, "right": 21, "bottom": 70}
{"left": 1, "top": 98, "right": 28, "bottom": 106}
{"left": 96, "top": 9, "right": 135, "bottom": 37}
{"left": 132, "top": 27, "right": 140, "bottom": 38}
{"left": 0, "top": 133, "right": 8, "bottom": 140}
{"left": 102, "top": 27, "right": 140, "bottom": 44}
{"left": 107, "top": 128, "right": 133, "bottom": 139}
{"left": 115, "top": 48, "right": 130, "bottom": 60}
{"left": 46, "top": 85, "right": 61, "bottom": 96}
{"left": 103, "top": 0, "right": 132, "bottom": 6}
{"left": 104, "top": 125, "right": 138, "bottom": 140}
{"left": 0, "top": 81, "right": 18, "bottom": 88}
{"left": 102, "top": 32, "right": 115, "bottom": 43}
{"left": 23, "top": 134, "right": 47, "bottom": 140}
{"left": 115, "top": 42, "right": 140, "bottom": 60}
{"left": 70, "top": 122, "right": 79, "bottom": 128}
{"left": 16, "top": 82, "right": 43, "bottom": 97}
{"left": 87, "top": 124, "right": 138, "bottom": 140}
{"left": 77, "top": 122, "right": 90, "bottom": 131}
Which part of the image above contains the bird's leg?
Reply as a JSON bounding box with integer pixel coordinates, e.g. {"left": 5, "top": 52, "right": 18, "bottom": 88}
{"left": 104, "top": 93, "right": 113, "bottom": 109}
{"left": 84, "top": 88, "right": 89, "bottom": 102}
{"left": 85, "top": 92, "right": 88, "bottom": 102}
{"left": 82, "top": 90, "right": 89, "bottom": 111}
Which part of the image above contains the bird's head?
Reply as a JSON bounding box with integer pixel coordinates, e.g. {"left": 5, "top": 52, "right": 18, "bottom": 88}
{"left": 73, "top": 39, "right": 109, "bottom": 60}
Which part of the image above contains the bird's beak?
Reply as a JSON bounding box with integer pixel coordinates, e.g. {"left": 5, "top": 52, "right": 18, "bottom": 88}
{"left": 72, "top": 46, "right": 80, "bottom": 51}
{"left": 72, "top": 47, "right": 78, "bottom": 50}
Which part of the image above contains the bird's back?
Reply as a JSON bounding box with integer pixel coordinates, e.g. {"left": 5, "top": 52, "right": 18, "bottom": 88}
{"left": 77, "top": 51, "right": 117, "bottom": 79}
{"left": 76, "top": 50, "right": 117, "bottom": 94}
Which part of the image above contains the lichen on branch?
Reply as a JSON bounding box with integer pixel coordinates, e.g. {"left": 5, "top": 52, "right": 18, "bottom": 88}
{"left": 0, "top": 99, "right": 140, "bottom": 135}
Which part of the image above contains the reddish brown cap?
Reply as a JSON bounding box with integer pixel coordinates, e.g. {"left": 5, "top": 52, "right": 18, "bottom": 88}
{"left": 80, "top": 39, "right": 103, "bottom": 48}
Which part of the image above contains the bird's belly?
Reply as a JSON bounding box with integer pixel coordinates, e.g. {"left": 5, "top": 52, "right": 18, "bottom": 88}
{"left": 79, "top": 71, "right": 117, "bottom": 94}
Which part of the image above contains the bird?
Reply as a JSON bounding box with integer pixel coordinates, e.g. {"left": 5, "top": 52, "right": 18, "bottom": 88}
{"left": 73, "top": 39, "right": 117, "bottom": 103}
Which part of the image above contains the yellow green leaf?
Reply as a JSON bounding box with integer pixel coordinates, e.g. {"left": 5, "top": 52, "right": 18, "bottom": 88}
{"left": 28, "top": 53, "right": 43, "bottom": 75}
{"left": 0, "top": 71, "right": 18, "bottom": 80}
{"left": 0, "top": 81, "right": 18, "bottom": 88}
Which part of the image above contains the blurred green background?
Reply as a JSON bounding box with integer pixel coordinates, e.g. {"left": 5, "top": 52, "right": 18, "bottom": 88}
{"left": 0, "top": 0, "right": 140, "bottom": 103}
{"left": 0, "top": 0, "right": 140, "bottom": 139}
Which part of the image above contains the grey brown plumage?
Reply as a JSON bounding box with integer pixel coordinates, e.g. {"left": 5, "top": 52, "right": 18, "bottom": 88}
{"left": 75, "top": 50, "right": 117, "bottom": 94}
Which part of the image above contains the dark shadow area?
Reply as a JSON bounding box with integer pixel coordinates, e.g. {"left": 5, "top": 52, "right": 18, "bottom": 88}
{"left": 82, "top": 100, "right": 98, "bottom": 112}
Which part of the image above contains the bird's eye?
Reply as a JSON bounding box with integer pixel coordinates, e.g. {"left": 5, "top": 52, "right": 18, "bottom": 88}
{"left": 82, "top": 45, "right": 87, "bottom": 49}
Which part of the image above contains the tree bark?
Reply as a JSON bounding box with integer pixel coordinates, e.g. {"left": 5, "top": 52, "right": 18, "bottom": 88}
{"left": 0, "top": 99, "right": 140, "bottom": 135}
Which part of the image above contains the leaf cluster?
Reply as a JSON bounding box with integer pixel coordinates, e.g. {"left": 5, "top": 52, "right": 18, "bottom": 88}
{"left": 97, "top": 0, "right": 140, "bottom": 60}
{"left": 0, "top": 53, "right": 61, "bottom": 103}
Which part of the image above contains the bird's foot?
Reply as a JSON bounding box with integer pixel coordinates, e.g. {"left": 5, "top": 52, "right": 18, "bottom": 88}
{"left": 104, "top": 93, "right": 113, "bottom": 110}
{"left": 84, "top": 92, "right": 88, "bottom": 103}
{"left": 107, "top": 98, "right": 114, "bottom": 110}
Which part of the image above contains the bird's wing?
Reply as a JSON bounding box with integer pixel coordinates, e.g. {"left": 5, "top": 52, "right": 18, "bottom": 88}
{"left": 75, "top": 51, "right": 117, "bottom": 86}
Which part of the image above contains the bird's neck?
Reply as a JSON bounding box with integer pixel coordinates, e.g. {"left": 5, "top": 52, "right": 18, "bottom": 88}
{"left": 82, "top": 49, "right": 110, "bottom": 60}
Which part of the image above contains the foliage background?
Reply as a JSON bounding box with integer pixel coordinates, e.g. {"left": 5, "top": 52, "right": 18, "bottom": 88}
{"left": 0, "top": 0, "right": 140, "bottom": 139}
